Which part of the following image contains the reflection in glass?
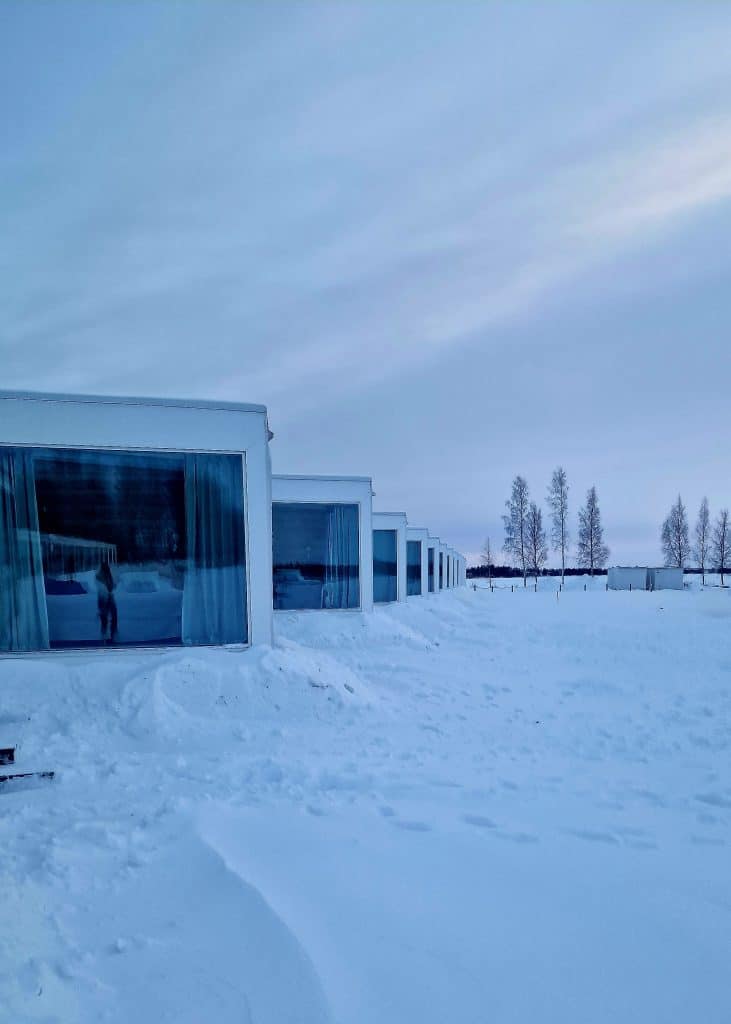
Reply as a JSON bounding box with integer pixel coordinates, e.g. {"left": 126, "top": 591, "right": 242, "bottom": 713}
{"left": 407, "top": 540, "right": 421, "bottom": 597}
{"left": 373, "top": 529, "right": 398, "bottom": 603}
{"left": 428, "top": 548, "right": 435, "bottom": 593}
{"left": 273, "top": 502, "right": 360, "bottom": 610}
{"left": 0, "top": 446, "right": 247, "bottom": 651}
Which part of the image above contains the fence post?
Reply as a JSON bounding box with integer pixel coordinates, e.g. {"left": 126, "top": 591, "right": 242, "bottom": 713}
{"left": 584, "top": 583, "right": 586, "bottom": 592}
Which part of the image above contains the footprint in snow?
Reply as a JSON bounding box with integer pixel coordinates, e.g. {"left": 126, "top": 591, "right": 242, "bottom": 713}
{"left": 493, "top": 830, "right": 540, "bottom": 844}
{"left": 462, "top": 814, "right": 497, "bottom": 830}
{"left": 566, "top": 828, "right": 620, "bottom": 845}
{"left": 391, "top": 819, "right": 432, "bottom": 832}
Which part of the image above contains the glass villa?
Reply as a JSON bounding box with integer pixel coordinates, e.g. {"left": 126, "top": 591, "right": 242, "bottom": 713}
{"left": 1, "top": 392, "right": 467, "bottom": 659}
{"left": 271, "top": 475, "right": 374, "bottom": 612}
{"left": 0, "top": 391, "right": 274, "bottom": 652}
{"left": 372, "top": 512, "right": 407, "bottom": 604}
{"left": 406, "top": 526, "right": 429, "bottom": 597}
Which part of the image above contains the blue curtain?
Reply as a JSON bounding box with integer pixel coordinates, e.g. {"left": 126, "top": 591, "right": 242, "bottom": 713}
{"left": 323, "top": 505, "right": 359, "bottom": 608}
{"left": 0, "top": 449, "right": 50, "bottom": 651}
{"left": 182, "top": 454, "right": 247, "bottom": 645}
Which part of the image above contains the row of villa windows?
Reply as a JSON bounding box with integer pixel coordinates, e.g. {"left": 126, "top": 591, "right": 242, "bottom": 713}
{"left": 0, "top": 393, "right": 465, "bottom": 653}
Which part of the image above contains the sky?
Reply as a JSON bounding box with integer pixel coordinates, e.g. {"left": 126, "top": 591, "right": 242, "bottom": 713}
{"left": 2, "top": 2, "right": 731, "bottom": 566}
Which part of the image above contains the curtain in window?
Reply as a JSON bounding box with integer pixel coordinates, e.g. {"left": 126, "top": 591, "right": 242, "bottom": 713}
{"left": 323, "top": 505, "right": 359, "bottom": 608}
{"left": 181, "top": 454, "right": 247, "bottom": 645}
{"left": 0, "top": 449, "right": 50, "bottom": 651}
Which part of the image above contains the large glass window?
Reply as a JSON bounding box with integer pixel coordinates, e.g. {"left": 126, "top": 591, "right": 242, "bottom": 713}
{"left": 407, "top": 540, "right": 422, "bottom": 596}
{"left": 428, "top": 548, "right": 435, "bottom": 592}
{"left": 0, "top": 446, "right": 247, "bottom": 651}
{"left": 273, "top": 502, "right": 359, "bottom": 610}
{"left": 403, "top": 540, "right": 421, "bottom": 598}
{"left": 373, "top": 529, "right": 398, "bottom": 603}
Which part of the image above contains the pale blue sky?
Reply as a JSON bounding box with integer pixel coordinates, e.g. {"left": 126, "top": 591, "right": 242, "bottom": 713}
{"left": 3, "top": 2, "right": 731, "bottom": 564}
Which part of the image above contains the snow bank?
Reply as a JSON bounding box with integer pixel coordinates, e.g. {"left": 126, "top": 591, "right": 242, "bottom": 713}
{"left": 1, "top": 585, "right": 729, "bottom": 1022}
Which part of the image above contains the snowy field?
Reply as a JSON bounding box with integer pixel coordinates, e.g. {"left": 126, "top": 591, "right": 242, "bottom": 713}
{"left": 1, "top": 578, "right": 730, "bottom": 1023}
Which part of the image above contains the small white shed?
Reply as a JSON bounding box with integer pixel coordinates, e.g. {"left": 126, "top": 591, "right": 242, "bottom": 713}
{"left": 649, "top": 567, "right": 684, "bottom": 591}
{"left": 406, "top": 526, "right": 430, "bottom": 598}
{"left": 607, "top": 567, "right": 649, "bottom": 591}
{"left": 372, "top": 512, "right": 408, "bottom": 603}
{"left": 0, "top": 389, "right": 274, "bottom": 652}
{"left": 271, "top": 475, "right": 374, "bottom": 613}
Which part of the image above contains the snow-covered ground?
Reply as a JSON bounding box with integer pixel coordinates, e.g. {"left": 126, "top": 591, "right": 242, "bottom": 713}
{"left": 1, "top": 578, "right": 730, "bottom": 1023}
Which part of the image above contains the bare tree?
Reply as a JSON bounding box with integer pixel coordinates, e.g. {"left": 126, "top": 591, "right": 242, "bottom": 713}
{"left": 712, "top": 508, "right": 730, "bottom": 587}
{"left": 503, "top": 475, "right": 530, "bottom": 586}
{"left": 526, "top": 502, "right": 548, "bottom": 583}
{"left": 547, "top": 466, "right": 569, "bottom": 584}
{"left": 661, "top": 495, "right": 690, "bottom": 567}
{"left": 481, "top": 536, "right": 494, "bottom": 585}
{"left": 694, "top": 497, "right": 711, "bottom": 585}
{"left": 577, "top": 485, "right": 609, "bottom": 576}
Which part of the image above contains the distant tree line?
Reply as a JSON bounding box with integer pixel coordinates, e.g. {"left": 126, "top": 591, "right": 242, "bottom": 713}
{"left": 469, "top": 475, "right": 731, "bottom": 585}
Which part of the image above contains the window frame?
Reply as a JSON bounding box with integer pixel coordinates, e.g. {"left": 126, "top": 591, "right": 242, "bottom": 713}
{"left": 272, "top": 498, "right": 363, "bottom": 612}
{"left": 0, "top": 441, "right": 251, "bottom": 655}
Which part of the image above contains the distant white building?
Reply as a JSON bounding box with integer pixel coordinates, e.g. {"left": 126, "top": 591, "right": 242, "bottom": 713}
{"left": 608, "top": 566, "right": 686, "bottom": 591}
{"left": 648, "top": 567, "right": 684, "bottom": 591}
{"left": 607, "top": 567, "right": 649, "bottom": 591}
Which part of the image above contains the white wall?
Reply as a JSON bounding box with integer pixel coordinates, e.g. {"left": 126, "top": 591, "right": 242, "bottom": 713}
{"left": 272, "top": 475, "right": 374, "bottom": 613}
{"left": 649, "top": 567, "right": 684, "bottom": 591}
{"left": 607, "top": 566, "right": 648, "bottom": 591}
{"left": 0, "top": 390, "right": 274, "bottom": 648}
{"left": 372, "top": 511, "right": 408, "bottom": 603}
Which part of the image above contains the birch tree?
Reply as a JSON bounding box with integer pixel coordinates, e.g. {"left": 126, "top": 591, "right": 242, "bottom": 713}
{"left": 547, "top": 466, "right": 569, "bottom": 584}
{"left": 661, "top": 495, "right": 690, "bottom": 567}
{"left": 694, "top": 497, "right": 711, "bottom": 585}
{"left": 712, "top": 508, "right": 730, "bottom": 587}
{"left": 503, "top": 475, "right": 530, "bottom": 586}
{"left": 481, "top": 536, "right": 494, "bottom": 584}
{"left": 526, "top": 502, "right": 548, "bottom": 583}
{"left": 577, "top": 485, "right": 609, "bottom": 576}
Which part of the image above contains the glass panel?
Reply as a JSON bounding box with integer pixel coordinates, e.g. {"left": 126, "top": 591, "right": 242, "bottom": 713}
{"left": 373, "top": 529, "right": 398, "bottom": 603}
{"left": 0, "top": 445, "right": 247, "bottom": 651}
{"left": 273, "top": 502, "right": 360, "bottom": 610}
{"left": 428, "top": 548, "right": 435, "bottom": 592}
{"left": 439, "top": 552, "right": 444, "bottom": 589}
{"left": 407, "top": 540, "right": 421, "bottom": 596}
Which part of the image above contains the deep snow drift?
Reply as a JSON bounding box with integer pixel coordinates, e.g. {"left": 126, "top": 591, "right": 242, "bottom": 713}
{"left": 1, "top": 579, "right": 730, "bottom": 1023}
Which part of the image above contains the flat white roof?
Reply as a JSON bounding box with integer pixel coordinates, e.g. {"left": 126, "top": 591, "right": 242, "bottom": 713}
{"left": 0, "top": 389, "right": 268, "bottom": 416}
{"left": 274, "top": 473, "right": 373, "bottom": 484}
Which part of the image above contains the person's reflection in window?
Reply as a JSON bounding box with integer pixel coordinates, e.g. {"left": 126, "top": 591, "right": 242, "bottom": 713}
{"left": 95, "top": 560, "right": 118, "bottom": 643}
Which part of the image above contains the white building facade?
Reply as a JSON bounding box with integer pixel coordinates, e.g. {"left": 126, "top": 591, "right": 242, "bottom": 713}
{"left": 271, "top": 475, "right": 374, "bottom": 613}
{"left": 372, "top": 512, "right": 408, "bottom": 603}
{"left": 0, "top": 390, "right": 274, "bottom": 653}
{"left": 405, "top": 526, "right": 430, "bottom": 598}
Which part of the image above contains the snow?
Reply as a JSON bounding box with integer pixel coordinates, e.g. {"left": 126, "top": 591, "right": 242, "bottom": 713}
{"left": 1, "top": 578, "right": 730, "bottom": 1022}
